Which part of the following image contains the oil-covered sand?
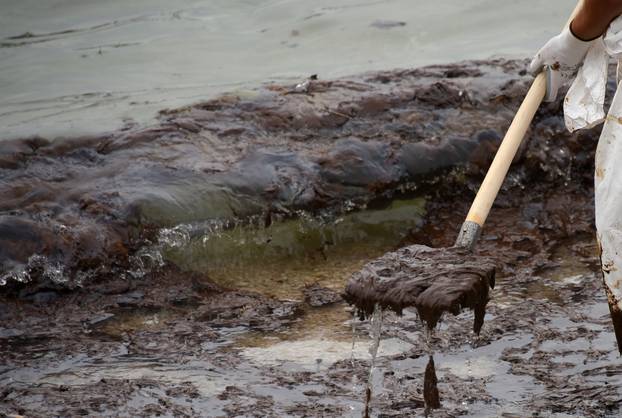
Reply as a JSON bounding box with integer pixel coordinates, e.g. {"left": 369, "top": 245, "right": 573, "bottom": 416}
{"left": 1, "top": 60, "right": 621, "bottom": 416}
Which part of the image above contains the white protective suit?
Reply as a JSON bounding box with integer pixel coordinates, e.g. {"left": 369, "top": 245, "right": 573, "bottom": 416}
{"left": 564, "top": 16, "right": 622, "bottom": 331}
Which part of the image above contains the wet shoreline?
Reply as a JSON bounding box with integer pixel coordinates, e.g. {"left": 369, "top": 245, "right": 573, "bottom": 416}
{"left": 2, "top": 59, "right": 548, "bottom": 292}
{"left": 1, "top": 59, "right": 621, "bottom": 416}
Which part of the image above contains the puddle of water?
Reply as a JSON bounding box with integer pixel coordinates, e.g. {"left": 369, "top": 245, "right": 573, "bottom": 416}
{"left": 238, "top": 304, "right": 412, "bottom": 372}
{"left": 97, "top": 308, "right": 174, "bottom": 338}
{"left": 240, "top": 336, "right": 411, "bottom": 372}
{"left": 495, "top": 238, "right": 598, "bottom": 306}
{"left": 390, "top": 333, "right": 544, "bottom": 412}
{"left": 541, "top": 241, "right": 598, "bottom": 282}
{"left": 1, "top": 350, "right": 246, "bottom": 414}
{"left": 238, "top": 302, "right": 354, "bottom": 347}
{"left": 441, "top": 355, "right": 498, "bottom": 379}
{"left": 164, "top": 197, "right": 426, "bottom": 299}
{"left": 582, "top": 301, "right": 611, "bottom": 322}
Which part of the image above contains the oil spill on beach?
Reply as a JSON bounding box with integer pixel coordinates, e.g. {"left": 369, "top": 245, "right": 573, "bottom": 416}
{"left": 2, "top": 59, "right": 531, "bottom": 292}
{"left": 2, "top": 60, "right": 622, "bottom": 416}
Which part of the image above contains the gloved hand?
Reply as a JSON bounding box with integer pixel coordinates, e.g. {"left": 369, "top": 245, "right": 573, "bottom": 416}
{"left": 528, "top": 27, "right": 596, "bottom": 102}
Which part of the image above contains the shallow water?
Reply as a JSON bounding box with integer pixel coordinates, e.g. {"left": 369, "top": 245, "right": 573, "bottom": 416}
{"left": 1, "top": 0, "right": 571, "bottom": 140}
{"left": 163, "top": 197, "right": 426, "bottom": 299}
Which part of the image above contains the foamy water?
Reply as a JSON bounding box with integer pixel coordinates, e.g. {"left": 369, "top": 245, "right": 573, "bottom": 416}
{"left": 0, "top": 0, "right": 571, "bottom": 140}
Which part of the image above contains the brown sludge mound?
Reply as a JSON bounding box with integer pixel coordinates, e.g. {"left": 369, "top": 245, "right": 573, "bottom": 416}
{"left": 343, "top": 244, "right": 496, "bottom": 334}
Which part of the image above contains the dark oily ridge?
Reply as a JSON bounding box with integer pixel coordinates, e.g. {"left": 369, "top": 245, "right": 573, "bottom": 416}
{"left": 1, "top": 58, "right": 559, "bottom": 293}
{"left": 343, "top": 245, "right": 496, "bottom": 333}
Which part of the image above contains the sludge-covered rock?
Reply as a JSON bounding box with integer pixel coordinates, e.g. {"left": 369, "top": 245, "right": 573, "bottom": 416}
{"left": 0, "top": 59, "right": 607, "bottom": 291}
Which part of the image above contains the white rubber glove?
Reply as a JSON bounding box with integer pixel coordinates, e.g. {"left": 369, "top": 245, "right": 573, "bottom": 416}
{"left": 528, "top": 27, "right": 596, "bottom": 102}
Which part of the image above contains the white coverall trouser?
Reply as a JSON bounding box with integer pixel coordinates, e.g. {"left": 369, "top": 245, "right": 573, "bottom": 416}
{"left": 565, "top": 16, "right": 622, "bottom": 349}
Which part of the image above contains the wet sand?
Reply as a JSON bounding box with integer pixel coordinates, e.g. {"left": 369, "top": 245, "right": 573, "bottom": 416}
{"left": 1, "top": 59, "right": 621, "bottom": 416}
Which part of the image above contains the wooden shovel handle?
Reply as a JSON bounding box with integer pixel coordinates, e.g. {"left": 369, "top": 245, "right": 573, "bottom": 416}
{"left": 464, "top": 73, "right": 546, "bottom": 226}
{"left": 464, "top": 0, "right": 584, "bottom": 228}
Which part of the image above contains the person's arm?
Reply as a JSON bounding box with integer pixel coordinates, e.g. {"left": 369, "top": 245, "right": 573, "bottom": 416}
{"left": 529, "top": 0, "right": 622, "bottom": 101}
{"left": 571, "top": 0, "right": 622, "bottom": 40}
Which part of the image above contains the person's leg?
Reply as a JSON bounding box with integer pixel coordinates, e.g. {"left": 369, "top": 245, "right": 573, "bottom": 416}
{"left": 595, "top": 82, "right": 622, "bottom": 352}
